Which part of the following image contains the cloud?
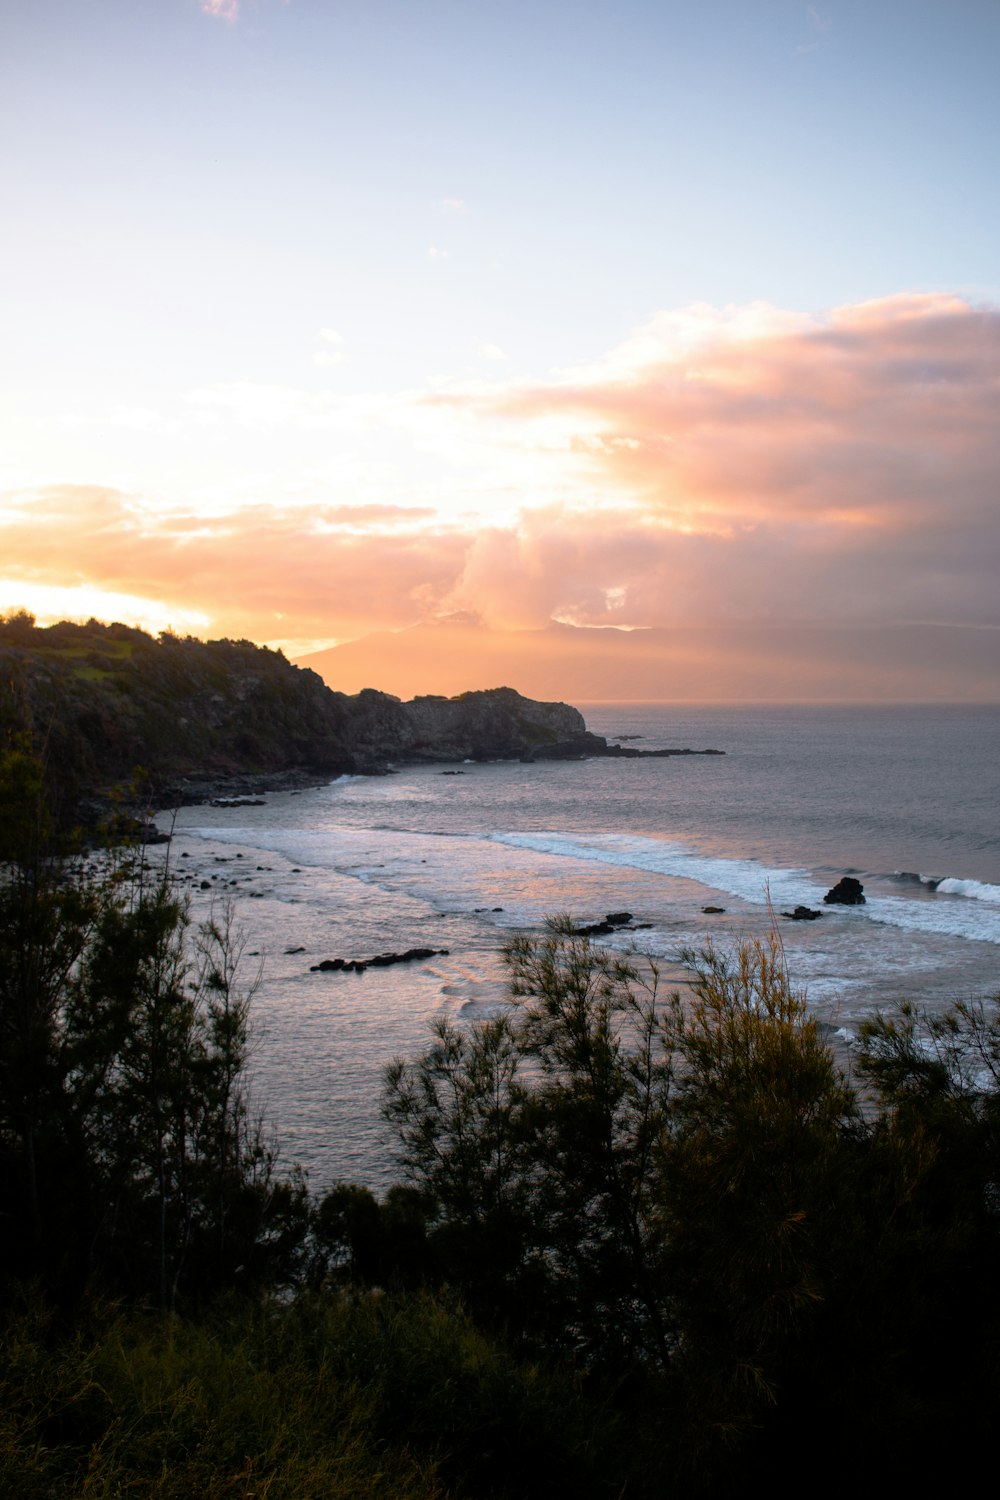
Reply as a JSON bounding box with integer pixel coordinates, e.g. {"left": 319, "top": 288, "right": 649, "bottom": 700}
{"left": 0, "top": 487, "right": 467, "bottom": 645}
{"left": 440, "top": 198, "right": 468, "bottom": 217}
{"left": 796, "top": 4, "right": 831, "bottom": 54}
{"left": 185, "top": 381, "right": 394, "bottom": 430}
{"left": 432, "top": 294, "right": 1000, "bottom": 631}
{"left": 201, "top": 0, "right": 239, "bottom": 21}
{"left": 313, "top": 351, "right": 349, "bottom": 368}
{"left": 312, "top": 327, "right": 349, "bottom": 368}
{"left": 4, "top": 296, "right": 997, "bottom": 659}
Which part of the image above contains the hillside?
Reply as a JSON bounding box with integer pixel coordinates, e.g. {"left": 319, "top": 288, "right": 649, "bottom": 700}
{"left": 0, "top": 615, "right": 620, "bottom": 825}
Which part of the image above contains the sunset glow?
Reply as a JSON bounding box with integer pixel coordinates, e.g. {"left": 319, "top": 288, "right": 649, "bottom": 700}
{"left": 3, "top": 1, "right": 998, "bottom": 698}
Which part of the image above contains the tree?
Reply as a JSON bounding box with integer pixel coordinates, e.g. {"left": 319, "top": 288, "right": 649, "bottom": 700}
{"left": 0, "top": 746, "right": 307, "bottom": 1307}
{"left": 505, "top": 921, "right": 675, "bottom": 1366}
{"left": 0, "top": 743, "right": 100, "bottom": 1286}
{"left": 657, "top": 935, "right": 860, "bottom": 1461}
{"left": 846, "top": 999, "right": 1000, "bottom": 1445}
{"left": 385, "top": 918, "right": 676, "bottom": 1366}
{"left": 384, "top": 923, "right": 872, "bottom": 1440}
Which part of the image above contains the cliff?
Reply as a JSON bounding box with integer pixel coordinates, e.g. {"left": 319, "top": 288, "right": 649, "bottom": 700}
{"left": 343, "top": 685, "right": 591, "bottom": 765}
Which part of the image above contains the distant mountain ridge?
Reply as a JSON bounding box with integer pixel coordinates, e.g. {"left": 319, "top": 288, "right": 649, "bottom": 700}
{"left": 296, "top": 616, "right": 1000, "bottom": 703}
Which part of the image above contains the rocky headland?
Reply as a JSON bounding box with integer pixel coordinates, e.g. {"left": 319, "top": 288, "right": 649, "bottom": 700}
{"left": 0, "top": 615, "right": 723, "bottom": 828}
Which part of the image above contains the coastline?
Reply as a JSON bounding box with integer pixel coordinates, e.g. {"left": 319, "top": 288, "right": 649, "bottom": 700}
{"left": 153, "top": 704, "right": 1000, "bottom": 1192}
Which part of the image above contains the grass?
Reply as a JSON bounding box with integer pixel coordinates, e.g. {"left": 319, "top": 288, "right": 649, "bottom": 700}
{"left": 69, "top": 665, "right": 116, "bottom": 684}
{"left": 0, "top": 1299, "right": 441, "bottom": 1499}
{"left": 0, "top": 1292, "right": 623, "bottom": 1500}
{"left": 36, "top": 638, "right": 136, "bottom": 663}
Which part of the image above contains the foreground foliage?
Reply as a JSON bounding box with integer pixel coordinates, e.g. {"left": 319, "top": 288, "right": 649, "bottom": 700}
{"left": 382, "top": 919, "right": 1000, "bottom": 1487}
{"left": 0, "top": 1290, "right": 630, "bottom": 1500}
{"left": 3, "top": 740, "right": 1000, "bottom": 1492}
{"left": 0, "top": 744, "right": 308, "bottom": 1310}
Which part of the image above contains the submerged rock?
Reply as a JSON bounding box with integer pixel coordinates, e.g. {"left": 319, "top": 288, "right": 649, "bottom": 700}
{"left": 570, "top": 911, "right": 635, "bottom": 937}
{"left": 310, "top": 947, "right": 450, "bottom": 974}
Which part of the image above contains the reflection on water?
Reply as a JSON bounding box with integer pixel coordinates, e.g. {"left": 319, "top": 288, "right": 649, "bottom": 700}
{"left": 155, "top": 704, "right": 1000, "bottom": 1189}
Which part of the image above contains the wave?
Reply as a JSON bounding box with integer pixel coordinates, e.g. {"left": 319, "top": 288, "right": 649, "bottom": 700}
{"left": 891, "top": 871, "right": 1000, "bottom": 904}
{"left": 490, "top": 832, "right": 1000, "bottom": 946}
{"left": 490, "top": 830, "right": 814, "bottom": 908}
{"left": 178, "top": 818, "right": 1000, "bottom": 949}
{"left": 934, "top": 877, "right": 1000, "bottom": 904}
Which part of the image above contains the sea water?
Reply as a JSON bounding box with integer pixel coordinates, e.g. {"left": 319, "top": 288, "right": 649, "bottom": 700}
{"left": 155, "top": 703, "right": 1000, "bottom": 1191}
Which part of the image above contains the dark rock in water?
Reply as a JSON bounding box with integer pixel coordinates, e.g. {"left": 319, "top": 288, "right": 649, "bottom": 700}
{"left": 570, "top": 912, "right": 635, "bottom": 937}
{"left": 784, "top": 905, "right": 822, "bottom": 921}
{"left": 702, "top": 905, "right": 726, "bottom": 914}
{"left": 823, "top": 877, "right": 866, "bottom": 906}
{"left": 310, "top": 947, "right": 450, "bottom": 974}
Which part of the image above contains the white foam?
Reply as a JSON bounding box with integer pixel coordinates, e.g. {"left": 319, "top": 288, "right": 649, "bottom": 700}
{"left": 490, "top": 831, "right": 1000, "bottom": 947}
{"left": 176, "top": 814, "right": 1000, "bottom": 954}
{"left": 491, "top": 830, "right": 816, "bottom": 909}
{"left": 934, "top": 877, "right": 1000, "bottom": 904}
{"left": 865, "top": 894, "right": 1000, "bottom": 945}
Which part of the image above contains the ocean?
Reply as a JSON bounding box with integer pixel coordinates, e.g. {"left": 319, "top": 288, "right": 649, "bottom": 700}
{"left": 154, "top": 703, "right": 1000, "bottom": 1192}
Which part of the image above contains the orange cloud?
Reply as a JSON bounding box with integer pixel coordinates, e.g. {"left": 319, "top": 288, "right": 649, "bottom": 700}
{"left": 436, "top": 294, "right": 1000, "bottom": 629}
{"left": 0, "top": 488, "right": 466, "bottom": 647}
{"left": 3, "top": 296, "right": 997, "bottom": 654}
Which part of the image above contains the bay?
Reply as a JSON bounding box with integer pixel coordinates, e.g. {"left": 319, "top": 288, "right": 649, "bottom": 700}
{"left": 155, "top": 702, "right": 1000, "bottom": 1191}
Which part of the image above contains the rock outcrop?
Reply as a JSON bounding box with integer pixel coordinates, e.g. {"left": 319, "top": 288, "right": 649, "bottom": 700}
{"left": 342, "top": 685, "right": 588, "bottom": 766}
{"left": 823, "top": 877, "right": 866, "bottom": 906}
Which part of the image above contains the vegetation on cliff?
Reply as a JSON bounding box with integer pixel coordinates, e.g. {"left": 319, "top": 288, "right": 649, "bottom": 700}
{"left": 0, "top": 612, "right": 358, "bottom": 821}
{"left": 0, "top": 613, "right": 613, "bottom": 829}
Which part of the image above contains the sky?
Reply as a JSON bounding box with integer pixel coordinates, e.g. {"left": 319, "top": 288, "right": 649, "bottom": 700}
{"left": 2, "top": 0, "right": 998, "bottom": 695}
